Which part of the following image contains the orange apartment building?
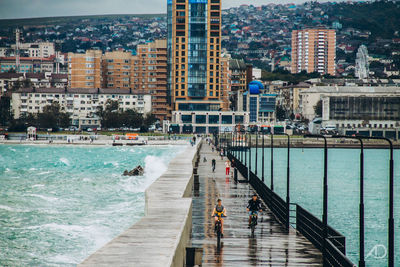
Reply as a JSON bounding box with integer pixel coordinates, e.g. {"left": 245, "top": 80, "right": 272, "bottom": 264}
{"left": 68, "top": 50, "right": 102, "bottom": 88}
{"left": 135, "top": 40, "right": 170, "bottom": 120}
{"left": 102, "top": 51, "right": 132, "bottom": 89}
{"left": 68, "top": 40, "right": 170, "bottom": 122}
{"left": 291, "top": 28, "right": 336, "bottom": 76}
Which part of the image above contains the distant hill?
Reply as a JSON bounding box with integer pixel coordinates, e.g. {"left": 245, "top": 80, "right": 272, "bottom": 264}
{"left": 326, "top": 1, "right": 400, "bottom": 39}
{"left": 0, "top": 13, "right": 166, "bottom": 28}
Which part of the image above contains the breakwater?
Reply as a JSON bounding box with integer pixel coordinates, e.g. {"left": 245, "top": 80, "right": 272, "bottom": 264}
{"left": 79, "top": 141, "right": 201, "bottom": 267}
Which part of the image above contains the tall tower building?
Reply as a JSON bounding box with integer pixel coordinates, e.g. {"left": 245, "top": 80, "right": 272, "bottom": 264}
{"left": 167, "top": 0, "right": 224, "bottom": 112}
{"left": 291, "top": 28, "right": 336, "bottom": 76}
{"left": 355, "top": 45, "right": 369, "bottom": 79}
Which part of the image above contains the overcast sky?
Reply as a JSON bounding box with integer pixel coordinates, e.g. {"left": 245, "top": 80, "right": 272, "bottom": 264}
{"left": 0, "top": 0, "right": 309, "bottom": 19}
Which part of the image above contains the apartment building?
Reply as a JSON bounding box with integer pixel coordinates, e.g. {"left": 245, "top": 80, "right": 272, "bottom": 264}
{"left": 0, "top": 57, "right": 54, "bottom": 73}
{"left": 11, "top": 88, "right": 152, "bottom": 129}
{"left": 167, "top": 0, "right": 228, "bottom": 112}
{"left": 102, "top": 51, "right": 132, "bottom": 89}
{"left": 68, "top": 40, "right": 170, "bottom": 122}
{"left": 11, "top": 42, "right": 55, "bottom": 58}
{"left": 135, "top": 40, "right": 170, "bottom": 121}
{"left": 68, "top": 50, "right": 102, "bottom": 89}
{"left": 291, "top": 28, "right": 336, "bottom": 76}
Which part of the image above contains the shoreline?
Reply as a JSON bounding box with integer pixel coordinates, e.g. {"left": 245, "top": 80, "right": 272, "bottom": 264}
{"left": 0, "top": 139, "right": 189, "bottom": 146}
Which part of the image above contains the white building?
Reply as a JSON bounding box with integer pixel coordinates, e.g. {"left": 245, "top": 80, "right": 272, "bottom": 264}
{"left": 11, "top": 42, "right": 55, "bottom": 58}
{"left": 0, "top": 73, "right": 68, "bottom": 95}
{"left": 252, "top": 68, "right": 262, "bottom": 79}
{"left": 11, "top": 88, "right": 152, "bottom": 129}
{"left": 355, "top": 45, "right": 369, "bottom": 79}
{"left": 299, "top": 86, "right": 400, "bottom": 138}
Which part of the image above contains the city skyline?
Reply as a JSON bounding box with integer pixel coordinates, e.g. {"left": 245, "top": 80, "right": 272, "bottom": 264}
{"left": 0, "top": 0, "right": 335, "bottom": 19}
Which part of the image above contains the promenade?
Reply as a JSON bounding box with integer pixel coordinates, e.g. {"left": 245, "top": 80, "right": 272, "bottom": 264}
{"left": 190, "top": 141, "right": 323, "bottom": 266}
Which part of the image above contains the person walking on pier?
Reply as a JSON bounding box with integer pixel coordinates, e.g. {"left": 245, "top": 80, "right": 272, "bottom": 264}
{"left": 247, "top": 194, "right": 262, "bottom": 228}
{"left": 225, "top": 160, "right": 231, "bottom": 176}
{"left": 211, "top": 158, "right": 216, "bottom": 173}
{"left": 212, "top": 199, "right": 227, "bottom": 237}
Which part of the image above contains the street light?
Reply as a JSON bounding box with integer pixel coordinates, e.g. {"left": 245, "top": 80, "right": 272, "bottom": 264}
{"left": 255, "top": 131, "right": 258, "bottom": 176}
{"left": 304, "top": 134, "right": 328, "bottom": 266}
{"left": 262, "top": 129, "right": 265, "bottom": 182}
{"left": 270, "top": 132, "right": 274, "bottom": 191}
{"left": 358, "top": 136, "right": 394, "bottom": 267}
{"left": 331, "top": 135, "right": 365, "bottom": 267}
{"left": 281, "top": 133, "right": 291, "bottom": 230}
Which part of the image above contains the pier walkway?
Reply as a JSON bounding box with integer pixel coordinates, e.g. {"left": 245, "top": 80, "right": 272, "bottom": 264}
{"left": 190, "top": 141, "right": 323, "bottom": 266}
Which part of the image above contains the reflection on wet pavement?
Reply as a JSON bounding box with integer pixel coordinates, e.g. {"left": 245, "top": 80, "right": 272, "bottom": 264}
{"left": 190, "top": 141, "right": 323, "bottom": 266}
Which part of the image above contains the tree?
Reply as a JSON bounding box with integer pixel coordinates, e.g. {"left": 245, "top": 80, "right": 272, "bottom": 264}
{"left": 0, "top": 96, "right": 12, "bottom": 126}
{"left": 143, "top": 113, "right": 157, "bottom": 127}
{"left": 276, "top": 105, "right": 287, "bottom": 121}
{"left": 314, "top": 100, "right": 323, "bottom": 117}
{"left": 36, "top": 103, "right": 70, "bottom": 130}
{"left": 23, "top": 79, "right": 32, "bottom": 88}
{"left": 96, "top": 100, "right": 120, "bottom": 128}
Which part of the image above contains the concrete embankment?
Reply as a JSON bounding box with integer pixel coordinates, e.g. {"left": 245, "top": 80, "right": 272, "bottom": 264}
{"left": 79, "top": 141, "right": 201, "bottom": 267}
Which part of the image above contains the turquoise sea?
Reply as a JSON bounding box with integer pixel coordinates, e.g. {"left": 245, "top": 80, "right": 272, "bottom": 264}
{"left": 0, "top": 144, "right": 185, "bottom": 266}
{"left": 245, "top": 148, "right": 400, "bottom": 266}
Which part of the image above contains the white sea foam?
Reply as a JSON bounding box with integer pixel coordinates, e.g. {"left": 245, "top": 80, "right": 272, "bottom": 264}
{"left": 104, "top": 161, "right": 119, "bottom": 167}
{"left": 120, "top": 155, "right": 168, "bottom": 193}
{"left": 59, "top": 158, "right": 70, "bottom": 166}
{"left": 0, "top": 205, "right": 27, "bottom": 212}
{"left": 32, "top": 184, "right": 45, "bottom": 188}
{"left": 28, "top": 194, "right": 59, "bottom": 202}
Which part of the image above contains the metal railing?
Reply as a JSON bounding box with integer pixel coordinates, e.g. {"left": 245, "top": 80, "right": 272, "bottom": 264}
{"left": 218, "top": 132, "right": 358, "bottom": 267}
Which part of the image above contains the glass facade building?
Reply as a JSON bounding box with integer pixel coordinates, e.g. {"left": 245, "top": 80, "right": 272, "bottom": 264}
{"left": 167, "top": 0, "right": 223, "bottom": 112}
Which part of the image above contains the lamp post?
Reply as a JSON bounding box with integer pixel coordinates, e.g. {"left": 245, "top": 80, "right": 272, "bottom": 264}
{"left": 282, "top": 133, "right": 290, "bottom": 230}
{"left": 245, "top": 133, "right": 247, "bottom": 168}
{"left": 304, "top": 134, "right": 328, "bottom": 265}
{"left": 262, "top": 129, "right": 265, "bottom": 182}
{"left": 270, "top": 133, "right": 274, "bottom": 191}
{"left": 358, "top": 136, "right": 394, "bottom": 267}
{"left": 255, "top": 131, "right": 258, "bottom": 176}
{"left": 249, "top": 132, "right": 252, "bottom": 180}
{"left": 332, "top": 135, "right": 365, "bottom": 267}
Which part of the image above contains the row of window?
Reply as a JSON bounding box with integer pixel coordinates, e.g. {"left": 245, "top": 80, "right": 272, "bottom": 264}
{"left": 20, "top": 93, "right": 144, "bottom": 100}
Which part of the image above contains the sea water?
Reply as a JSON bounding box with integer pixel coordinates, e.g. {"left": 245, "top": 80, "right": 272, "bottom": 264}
{"left": 0, "top": 144, "right": 185, "bottom": 266}
{"left": 246, "top": 148, "right": 400, "bottom": 266}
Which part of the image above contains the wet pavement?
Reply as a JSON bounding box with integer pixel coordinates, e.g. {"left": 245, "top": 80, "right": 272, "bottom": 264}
{"left": 190, "top": 141, "right": 323, "bottom": 266}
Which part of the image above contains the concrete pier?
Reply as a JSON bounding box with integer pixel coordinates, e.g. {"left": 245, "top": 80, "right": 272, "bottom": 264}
{"left": 79, "top": 141, "right": 201, "bottom": 267}
{"left": 190, "top": 141, "right": 323, "bottom": 266}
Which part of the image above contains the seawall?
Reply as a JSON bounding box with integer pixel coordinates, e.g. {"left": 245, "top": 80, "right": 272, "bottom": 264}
{"left": 78, "top": 141, "right": 201, "bottom": 267}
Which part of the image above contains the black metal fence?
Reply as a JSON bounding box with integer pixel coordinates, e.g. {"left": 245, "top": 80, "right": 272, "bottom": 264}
{"left": 296, "top": 204, "right": 346, "bottom": 253}
{"left": 220, "top": 133, "right": 355, "bottom": 267}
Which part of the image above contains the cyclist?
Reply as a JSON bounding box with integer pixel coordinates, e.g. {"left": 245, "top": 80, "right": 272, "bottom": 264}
{"left": 212, "top": 199, "right": 227, "bottom": 237}
{"left": 247, "top": 194, "right": 262, "bottom": 228}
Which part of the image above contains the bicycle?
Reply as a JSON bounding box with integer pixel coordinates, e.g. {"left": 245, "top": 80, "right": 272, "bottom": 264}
{"left": 214, "top": 212, "right": 225, "bottom": 246}
{"left": 249, "top": 211, "right": 258, "bottom": 236}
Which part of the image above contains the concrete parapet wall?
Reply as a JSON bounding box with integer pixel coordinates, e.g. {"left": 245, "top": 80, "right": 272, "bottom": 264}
{"left": 79, "top": 140, "right": 201, "bottom": 267}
